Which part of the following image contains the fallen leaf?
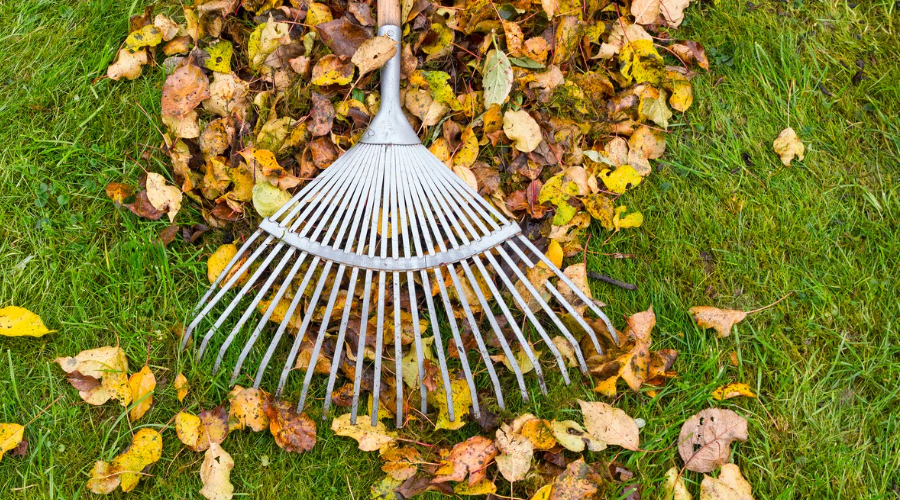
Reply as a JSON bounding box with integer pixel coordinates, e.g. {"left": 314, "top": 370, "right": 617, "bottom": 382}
{"left": 0, "top": 423, "right": 24, "bottom": 463}
{"left": 87, "top": 460, "right": 120, "bottom": 494}
{"left": 433, "top": 436, "right": 498, "bottom": 485}
{"left": 107, "top": 48, "right": 149, "bottom": 81}
{"left": 161, "top": 62, "right": 210, "bottom": 119}
{"left": 175, "top": 411, "right": 203, "bottom": 449}
{"left": 352, "top": 36, "right": 397, "bottom": 77}
{"left": 207, "top": 243, "right": 247, "bottom": 286}
{"left": 532, "top": 484, "right": 553, "bottom": 500}
{"left": 700, "top": 463, "right": 754, "bottom": 500}
{"left": 495, "top": 424, "right": 533, "bottom": 482}
{"left": 228, "top": 386, "right": 270, "bottom": 432}
{"left": 772, "top": 127, "right": 805, "bottom": 166}
{"left": 578, "top": 400, "right": 640, "bottom": 450}
{"left": 311, "top": 54, "right": 355, "bottom": 86}
{"left": 371, "top": 475, "right": 404, "bottom": 500}
{"left": 711, "top": 383, "right": 757, "bottom": 401}
{"left": 381, "top": 447, "right": 420, "bottom": 480}
{"left": 200, "top": 442, "right": 235, "bottom": 500}
{"left": 551, "top": 419, "right": 606, "bottom": 453}
{"left": 431, "top": 377, "right": 472, "bottom": 430}
{"left": 454, "top": 478, "right": 497, "bottom": 495}
{"left": 145, "top": 172, "right": 182, "bottom": 222}
{"left": 550, "top": 458, "right": 601, "bottom": 500}
{"left": 504, "top": 109, "right": 542, "bottom": 152}
{"left": 518, "top": 417, "right": 558, "bottom": 450}
{"left": 331, "top": 413, "right": 397, "bottom": 452}
{"left": 483, "top": 49, "right": 513, "bottom": 108}
{"left": 599, "top": 165, "right": 643, "bottom": 194}
{"left": 664, "top": 467, "right": 693, "bottom": 500}
{"left": 678, "top": 408, "right": 748, "bottom": 473}
{"left": 174, "top": 373, "right": 189, "bottom": 402}
{"left": 128, "top": 365, "right": 156, "bottom": 421}
{"left": 109, "top": 428, "right": 163, "bottom": 492}
{"left": 56, "top": 346, "right": 131, "bottom": 406}
{"left": 252, "top": 181, "right": 292, "bottom": 218}
{"left": 264, "top": 400, "right": 316, "bottom": 453}
{"left": 688, "top": 306, "right": 748, "bottom": 338}
{"left": 124, "top": 24, "right": 163, "bottom": 51}
{"left": 0, "top": 306, "right": 53, "bottom": 337}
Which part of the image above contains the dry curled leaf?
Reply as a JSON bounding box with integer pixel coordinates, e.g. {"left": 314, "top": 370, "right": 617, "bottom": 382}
{"left": 678, "top": 408, "right": 748, "bottom": 473}
{"left": 688, "top": 306, "right": 748, "bottom": 338}
{"left": 772, "top": 127, "right": 805, "bottom": 166}
{"left": 711, "top": 383, "right": 757, "bottom": 401}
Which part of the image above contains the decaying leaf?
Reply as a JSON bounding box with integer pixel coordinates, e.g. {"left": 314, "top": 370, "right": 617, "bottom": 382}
{"left": 664, "top": 466, "right": 693, "bottom": 500}
{"left": 161, "top": 62, "right": 210, "bottom": 119}
{"left": 252, "top": 181, "right": 292, "bottom": 217}
{"left": 264, "top": 400, "right": 316, "bottom": 453}
{"left": 174, "top": 372, "right": 189, "bottom": 402}
{"left": 0, "top": 306, "right": 53, "bottom": 337}
{"left": 578, "top": 400, "right": 640, "bottom": 450}
{"left": 495, "top": 424, "right": 534, "bottom": 482}
{"left": 688, "top": 306, "right": 748, "bottom": 338}
{"left": 88, "top": 428, "right": 163, "bottom": 493}
{"left": 56, "top": 346, "right": 131, "bottom": 407}
{"left": 551, "top": 419, "right": 606, "bottom": 453}
{"left": 700, "top": 463, "right": 754, "bottom": 500}
{"left": 200, "top": 442, "right": 235, "bottom": 500}
{"left": 503, "top": 109, "right": 542, "bottom": 153}
{"left": 711, "top": 383, "right": 757, "bottom": 401}
{"left": 107, "top": 48, "right": 149, "bottom": 81}
{"left": 431, "top": 377, "right": 472, "bottom": 431}
{"left": 550, "top": 458, "right": 602, "bottom": 500}
{"left": 772, "top": 127, "right": 805, "bottom": 166}
{"left": 145, "top": 172, "right": 182, "bottom": 222}
{"left": 228, "top": 386, "right": 270, "bottom": 432}
{"left": 678, "top": 408, "right": 748, "bottom": 473}
{"left": 433, "top": 436, "right": 498, "bottom": 485}
{"left": 352, "top": 36, "right": 397, "bottom": 77}
{"left": 331, "top": 413, "right": 397, "bottom": 452}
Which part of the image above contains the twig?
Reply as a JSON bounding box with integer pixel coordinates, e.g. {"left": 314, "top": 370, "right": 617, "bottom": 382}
{"left": 24, "top": 394, "right": 64, "bottom": 427}
{"left": 587, "top": 271, "right": 637, "bottom": 290}
{"left": 746, "top": 292, "right": 793, "bottom": 314}
{"left": 346, "top": 475, "right": 356, "bottom": 500}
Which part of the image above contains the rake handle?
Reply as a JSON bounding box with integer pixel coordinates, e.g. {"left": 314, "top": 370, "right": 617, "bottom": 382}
{"left": 378, "top": 0, "right": 402, "bottom": 27}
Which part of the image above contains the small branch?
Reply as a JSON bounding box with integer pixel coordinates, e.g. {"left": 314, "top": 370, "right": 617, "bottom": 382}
{"left": 587, "top": 271, "right": 637, "bottom": 291}
{"left": 746, "top": 292, "right": 793, "bottom": 314}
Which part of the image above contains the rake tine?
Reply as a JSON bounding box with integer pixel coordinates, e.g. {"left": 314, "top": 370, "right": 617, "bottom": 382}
{"left": 395, "top": 155, "right": 427, "bottom": 417}
{"left": 389, "top": 148, "right": 405, "bottom": 427}
{"left": 433, "top": 266, "right": 481, "bottom": 418}
{"left": 253, "top": 256, "right": 320, "bottom": 389}
{"left": 350, "top": 269, "right": 374, "bottom": 424}
{"left": 190, "top": 230, "right": 264, "bottom": 313}
{"left": 516, "top": 236, "right": 620, "bottom": 346}
{"left": 372, "top": 271, "right": 387, "bottom": 425}
{"left": 544, "top": 281, "right": 599, "bottom": 363}
{"left": 197, "top": 242, "right": 288, "bottom": 357}
{"left": 297, "top": 264, "right": 347, "bottom": 413}
{"left": 322, "top": 266, "right": 361, "bottom": 418}
{"left": 230, "top": 252, "right": 308, "bottom": 384}
{"left": 266, "top": 147, "right": 355, "bottom": 225}
{"left": 276, "top": 260, "right": 335, "bottom": 397}
{"left": 183, "top": 235, "right": 274, "bottom": 347}
{"left": 213, "top": 247, "right": 297, "bottom": 371}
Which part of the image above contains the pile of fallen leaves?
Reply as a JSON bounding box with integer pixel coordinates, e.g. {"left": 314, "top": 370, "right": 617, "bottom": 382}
{"left": 104, "top": 0, "right": 709, "bottom": 252}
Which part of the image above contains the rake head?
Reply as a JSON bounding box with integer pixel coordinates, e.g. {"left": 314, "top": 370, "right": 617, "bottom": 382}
{"left": 182, "top": 25, "right": 619, "bottom": 427}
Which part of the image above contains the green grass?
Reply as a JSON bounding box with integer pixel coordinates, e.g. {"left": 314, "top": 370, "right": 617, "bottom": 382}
{"left": 1, "top": 0, "right": 899, "bottom": 498}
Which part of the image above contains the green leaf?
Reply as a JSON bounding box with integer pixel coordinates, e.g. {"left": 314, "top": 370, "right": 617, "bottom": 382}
{"left": 509, "top": 56, "right": 545, "bottom": 69}
{"left": 483, "top": 49, "right": 513, "bottom": 108}
{"left": 205, "top": 40, "right": 233, "bottom": 74}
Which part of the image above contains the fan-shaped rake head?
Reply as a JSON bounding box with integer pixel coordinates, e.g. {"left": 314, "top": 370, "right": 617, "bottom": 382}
{"left": 181, "top": 23, "right": 619, "bottom": 427}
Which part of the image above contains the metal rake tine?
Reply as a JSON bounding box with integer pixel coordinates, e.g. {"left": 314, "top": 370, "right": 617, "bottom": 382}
{"left": 275, "top": 260, "right": 335, "bottom": 397}
{"left": 516, "top": 236, "right": 620, "bottom": 346}
{"left": 396, "top": 158, "right": 427, "bottom": 415}
{"left": 297, "top": 264, "right": 347, "bottom": 413}
{"left": 265, "top": 148, "right": 355, "bottom": 225}
{"left": 412, "top": 153, "right": 505, "bottom": 408}
{"left": 544, "top": 281, "right": 600, "bottom": 362}
{"left": 190, "top": 230, "right": 264, "bottom": 314}
{"left": 321, "top": 266, "right": 361, "bottom": 418}
{"left": 371, "top": 271, "right": 387, "bottom": 425}
{"left": 183, "top": 234, "right": 274, "bottom": 347}
{"left": 230, "top": 252, "right": 308, "bottom": 384}
{"left": 212, "top": 246, "right": 297, "bottom": 372}
{"left": 253, "top": 256, "right": 320, "bottom": 389}
{"left": 389, "top": 148, "right": 404, "bottom": 427}
{"left": 196, "top": 242, "right": 288, "bottom": 358}
{"left": 482, "top": 250, "right": 570, "bottom": 384}
{"left": 425, "top": 151, "right": 512, "bottom": 227}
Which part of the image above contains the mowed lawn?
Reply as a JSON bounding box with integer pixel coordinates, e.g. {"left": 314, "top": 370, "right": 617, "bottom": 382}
{"left": 1, "top": 0, "right": 898, "bottom": 498}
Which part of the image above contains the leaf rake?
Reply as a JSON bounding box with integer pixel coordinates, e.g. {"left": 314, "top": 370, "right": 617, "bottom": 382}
{"left": 182, "top": 0, "right": 618, "bottom": 427}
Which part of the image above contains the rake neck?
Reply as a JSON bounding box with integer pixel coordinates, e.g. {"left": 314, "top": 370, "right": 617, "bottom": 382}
{"left": 360, "top": 25, "right": 420, "bottom": 145}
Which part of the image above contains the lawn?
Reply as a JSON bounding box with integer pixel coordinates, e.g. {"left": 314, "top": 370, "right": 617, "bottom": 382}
{"left": 1, "top": 0, "right": 898, "bottom": 498}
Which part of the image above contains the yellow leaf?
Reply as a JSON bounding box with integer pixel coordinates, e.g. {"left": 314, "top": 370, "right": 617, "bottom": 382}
{"left": 503, "top": 109, "right": 542, "bottom": 152}
{"left": 110, "top": 428, "right": 163, "bottom": 492}
{"left": 107, "top": 48, "right": 148, "bottom": 81}
{"left": 429, "top": 137, "right": 451, "bottom": 163}
{"left": 174, "top": 373, "right": 189, "bottom": 402}
{"left": 688, "top": 306, "right": 748, "bottom": 338}
{"left": 87, "top": 460, "right": 120, "bottom": 494}
{"left": 613, "top": 205, "right": 644, "bottom": 230}
{"left": 543, "top": 239, "right": 564, "bottom": 269}
{"left": 0, "top": 423, "right": 24, "bottom": 462}
{"left": 207, "top": 243, "right": 241, "bottom": 285}
{"left": 205, "top": 39, "right": 233, "bottom": 73}
{"left": 311, "top": 54, "right": 355, "bottom": 86}
{"left": 175, "top": 411, "right": 202, "bottom": 449}
{"left": 773, "top": 127, "right": 805, "bottom": 166}
{"left": 306, "top": 3, "right": 333, "bottom": 26}
{"left": 0, "top": 306, "right": 53, "bottom": 337}
{"left": 422, "top": 24, "right": 454, "bottom": 56}
{"left": 452, "top": 165, "right": 478, "bottom": 191}
{"left": 664, "top": 467, "right": 693, "bottom": 500}
{"left": 252, "top": 181, "right": 292, "bottom": 217}
{"left": 530, "top": 484, "right": 553, "bottom": 500}
{"left": 431, "top": 377, "right": 472, "bottom": 431}
{"left": 229, "top": 386, "right": 270, "bottom": 432}
{"left": 200, "top": 442, "right": 234, "bottom": 500}
{"left": 550, "top": 419, "right": 605, "bottom": 453}
{"left": 519, "top": 417, "right": 557, "bottom": 450}
{"left": 578, "top": 399, "right": 640, "bottom": 450}
{"left": 619, "top": 39, "right": 664, "bottom": 84}
{"left": 454, "top": 478, "right": 497, "bottom": 495}
{"left": 128, "top": 365, "right": 156, "bottom": 421}
{"left": 371, "top": 475, "right": 404, "bottom": 500}
{"left": 331, "top": 413, "right": 397, "bottom": 452}
{"left": 124, "top": 25, "right": 163, "bottom": 51}
{"left": 452, "top": 131, "right": 480, "bottom": 168}
{"left": 700, "top": 463, "right": 754, "bottom": 500}
{"left": 599, "top": 165, "right": 643, "bottom": 194}
{"left": 56, "top": 346, "right": 131, "bottom": 407}
{"left": 711, "top": 383, "right": 757, "bottom": 401}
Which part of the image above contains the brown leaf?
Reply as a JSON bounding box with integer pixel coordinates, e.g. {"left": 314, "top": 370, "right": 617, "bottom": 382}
{"left": 348, "top": 1, "right": 375, "bottom": 25}
{"left": 550, "top": 458, "right": 602, "bottom": 500}
{"left": 352, "top": 35, "right": 397, "bottom": 77}
{"left": 433, "top": 436, "right": 498, "bottom": 485}
{"left": 309, "top": 136, "right": 338, "bottom": 168}
{"left": 678, "top": 408, "right": 748, "bottom": 473}
{"left": 126, "top": 190, "right": 165, "bottom": 220}
{"left": 308, "top": 92, "right": 335, "bottom": 137}
{"left": 161, "top": 62, "right": 210, "bottom": 119}
{"left": 65, "top": 370, "right": 101, "bottom": 392}
{"left": 228, "top": 386, "right": 270, "bottom": 432}
{"left": 316, "top": 17, "right": 372, "bottom": 58}
{"left": 159, "top": 224, "right": 179, "bottom": 245}
{"left": 264, "top": 400, "right": 316, "bottom": 453}
{"left": 700, "top": 463, "right": 754, "bottom": 500}
{"left": 688, "top": 306, "right": 748, "bottom": 338}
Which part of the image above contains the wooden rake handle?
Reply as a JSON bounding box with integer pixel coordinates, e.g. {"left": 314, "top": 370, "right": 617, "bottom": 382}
{"left": 378, "top": 0, "right": 402, "bottom": 27}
